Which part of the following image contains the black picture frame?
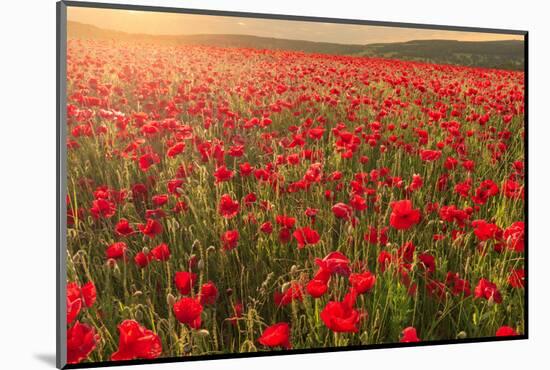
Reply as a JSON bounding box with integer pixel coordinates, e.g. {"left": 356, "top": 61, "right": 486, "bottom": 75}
{"left": 57, "top": 1, "right": 529, "bottom": 368}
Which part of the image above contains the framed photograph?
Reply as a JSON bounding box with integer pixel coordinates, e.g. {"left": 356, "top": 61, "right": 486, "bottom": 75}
{"left": 57, "top": 1, "right": 527, "bottom": 368}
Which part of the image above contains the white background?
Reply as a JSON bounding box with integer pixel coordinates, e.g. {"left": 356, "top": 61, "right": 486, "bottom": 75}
{"left": 0, "top": 0, "right": 547, "bottom": 369}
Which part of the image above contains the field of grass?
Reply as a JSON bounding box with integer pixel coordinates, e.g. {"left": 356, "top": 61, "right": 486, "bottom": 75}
{"left": 64, "top": 38, "right": 525, "bottom": 365}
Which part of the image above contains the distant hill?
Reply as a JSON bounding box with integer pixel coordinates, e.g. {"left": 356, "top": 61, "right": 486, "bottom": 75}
{"left": 67, "top": 21, "right": 524, "bottom": 70}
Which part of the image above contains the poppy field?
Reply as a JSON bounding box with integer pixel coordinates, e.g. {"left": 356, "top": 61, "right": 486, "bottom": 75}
{"left": 65, "top": 38, "right": 525, "bottom": 364}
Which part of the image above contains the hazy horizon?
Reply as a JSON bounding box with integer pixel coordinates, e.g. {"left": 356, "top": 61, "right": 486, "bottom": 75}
{"left": 67, "top": 7, "right": 524, "bottom": 45}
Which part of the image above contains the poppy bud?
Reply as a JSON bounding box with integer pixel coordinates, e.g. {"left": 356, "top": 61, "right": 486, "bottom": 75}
{"left": 196, "top": 329, "right": 210, "bottom": 337}
{"left": 167, "top": 293, "right": 176, "bottom": 306}
{"left": 135, "top": 310, "right": 143, "bottom": 321}
{"left": 106, "top": 258, "right": 117, "bottom": 269}
{"left": 142, "top": 247, "right": 149, "bottom": 254}
{"left": 197, "top": 259, "right": 205, "bottom": 270}
{"left": 290, "top": 265, "right": 298, "bottom": 275}
{"left": 206, "top": 246, "right": 216, "bottom": 254}
{"left": 281, "top": 282, "right": 291, "bottom": 291}
{"left": 487, "top": 295, "right": 495, "bottom": 306}
{"left": 183, "top": 344, "right": 193, "bottom": 353}
{"left": 133, "top": 290, "right": 143, "bottom": 297}
{"left": 226, "top": 288, "right": 233, "bottom": 297}
{"left": 456, "top": 331, "right": 467, "bottom": 339}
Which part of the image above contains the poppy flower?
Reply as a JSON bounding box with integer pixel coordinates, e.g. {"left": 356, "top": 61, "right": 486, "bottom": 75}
{"left": 503, "top": 221, "right": 524, "bottom": 252}
{"left": 90, "top": 199, "right": 116, "bottom": 219}
{"left": 349, "top": 271, "right": 376, "bottom": 294}
{"left": 315, "top": 251, "right": 351, "bottom": 277}
{"left": 138, "top": 218, "right": 163, "bottom": 238}
{"left": 218, "top": 194, "right": 240, "bottom": 218}
{"left": 274, "top": 282, "right": 303, "bottom": 306}
{"left": 167, "top": 142, "right": 185, "bottom": 158}
{"left": 496, "top": 326, "right": 518, "bottom": 336}
{"left": 199, "top": 281, "right": 219, "bottom": 305}
{"left": 67, "top": 321, "right": 99, "bottom": 364}
{"left": 173, "top": 297, "right": 203, "bottom": 329}
{"left": 149, "top": 243, "right": 171, "bottom": 261}
{"left": 472, "top": 220, "right": 500, "bottom": 241}
{"left": 389, "top": 200, "right": 421, "bottom": 230}
{"left": 152, "top": 194, "right": 169, "bottom": 206}
{"left": 332, "top": 202, "right": 353, "bottom": 220}
{"left": 292, "top": 227, "right": 320, "bottom": 248}
{"left": 419, "top": 149, "right": 441, "bottom": 161}
{"left": 134, "top": 251, "right": 149, "bottom": 268}
{"left": 508, "top": 269, "right": 525, "bottom": 288}
{"left": 105, "top": 242, "right": 127, "bottom": 260}
{"left": 111, "top": 320, "right": 162, "bottom": 361}
{"left": 214, "top": 165, "right": 234, "bottom": 183}
{"left": 115, "top": 218, "right": 135, "bottom": 236}
{"left": 174, "top": 271, "right": 197, "bottom": 295}
{"left": 474, "top": 278, "right": 502, "bottom": 304}
{"left": 306, "top": 279, "right": 328, "bottom": 298}
{"left": 276, "top": 215, "right": 296, "bottom": 228}
{"left": 67, "top": 282, "right": 82, "bottom": 324}
{"left": 260, "top": 221, "right": 273, "bottom": 234}
{"left": 80, "top": 281, "right": 97, "bottom": 308}
{"left": 258, "top": 322, "right": 291, "bottom": 349}
{"left": 138, "top": 152, "right": 160, "bottom": 172}
{"left": 400, "top": 327, "right": 420, "bottom": 342}
{"left": 221, "top": 230, "right": 239, "bottom": 250}
{"left": 320, "top": 288, "right": 360, "bottom": 333}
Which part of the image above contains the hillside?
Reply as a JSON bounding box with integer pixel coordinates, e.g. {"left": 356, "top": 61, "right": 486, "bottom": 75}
{"left": 67, "top": 21, "right": 524, "bottom": 70}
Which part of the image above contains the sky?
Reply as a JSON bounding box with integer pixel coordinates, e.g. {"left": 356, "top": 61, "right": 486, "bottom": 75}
{"left": 67, "top": 7, "right": 524, "bottom": 44}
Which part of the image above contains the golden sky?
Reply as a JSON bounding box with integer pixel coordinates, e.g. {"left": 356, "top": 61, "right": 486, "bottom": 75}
{"left": 67, "top": 7, "right": 523, "bottom": 44}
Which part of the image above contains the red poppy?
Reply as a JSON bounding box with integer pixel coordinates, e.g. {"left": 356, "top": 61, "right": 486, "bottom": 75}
{"left": 80, "top": 281, "right": 97, "bottom": 308}
{"left": 134, "top": 251, "right": 149, "bottom": 268}
{"left": 474, "top": 278, "right": 502, "bottom": 304}
{"left": 260, "top": 221, "right": 273, "bottom": 234}
{"left": 173, "top": 297, "right": 203, "bottom": 329}
{"left": 149, "top": 243, "right": 171, "bottom": 261}
{"left": 115, "top": 218, "right": 135, "bottom": 236}
{"left": 167, "top": 142, "right": 185, "bottom": 158}
{"left": 258, "top": 322, "right": 291, "bottom": 349}
{"left": 503, "top": 221, "right": 524, "bottom": 252}
{"left": 218, "top": 194, "right": 240, "bottom": 218}
{"left": 138, "top": 218, "right": 163, "bottom": 238}
{"left": 67, "top": 282, "right": 82, "bottom": 324}
{"left": 400, "top": 327, "right": 420, "bottom": 342}
{"left": 111, "top": 320, "right": 162, "bottom": 361}
{"left": 67, "top": 321, "right": 99, "bottom": 364}
{"left": 221, "top": 229, "right": 239, "bottom": 250}
{"left": 508, "top": 269, "right": 525, "bottom": 288}
{"left": 199, "top": 281, "right": 219, "bottom": 305}
{"left": 152, "top": 194, "right": 169, "bottom": 207}
{"left": 138, "top": 152, "right": 160, "bottom": 172}
{"left": 349, "top": 271, "right": 376, "bottom": 294}
{"left": 105, "top": 242, "right": 127, "bottom": 260}
{"left": 496, "top": 326, "right": 518, "bottom": 336}
{"left": 214, "top": 165, "right": 235, "bottom": 183}
{"left": 419, "top": 149, "right": 441, "bottom": 161}
{"left": 90, "top": 199, "right": 116, "bottom": 219}
{"left": 274, "top": 282, "right": 303, "bottom": 306}
{"left": 332, "top": 202, "right": 353, "bottom": 220}
{"left": 306, "top": 279, "right": 328, "bottom": 298}
{"left": 174, "top": 271, "right": 197, "bottom": 295}
{"left": 292, "top": 227, "right": 320, "bottom": 248}
{"left": 389, "top": 200, "right": 421, "bottom": 230}
{"left": 276, "top": 215, "right": 296, "bottom": 228}
{"left": 315, "top": 251, "right": 351, "bottom": 277}
{"left": 320, "top": 288, "right": 360, "bottom": 333}
{"left": 472, "top": 220, "right": 500, "bottom": 241}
